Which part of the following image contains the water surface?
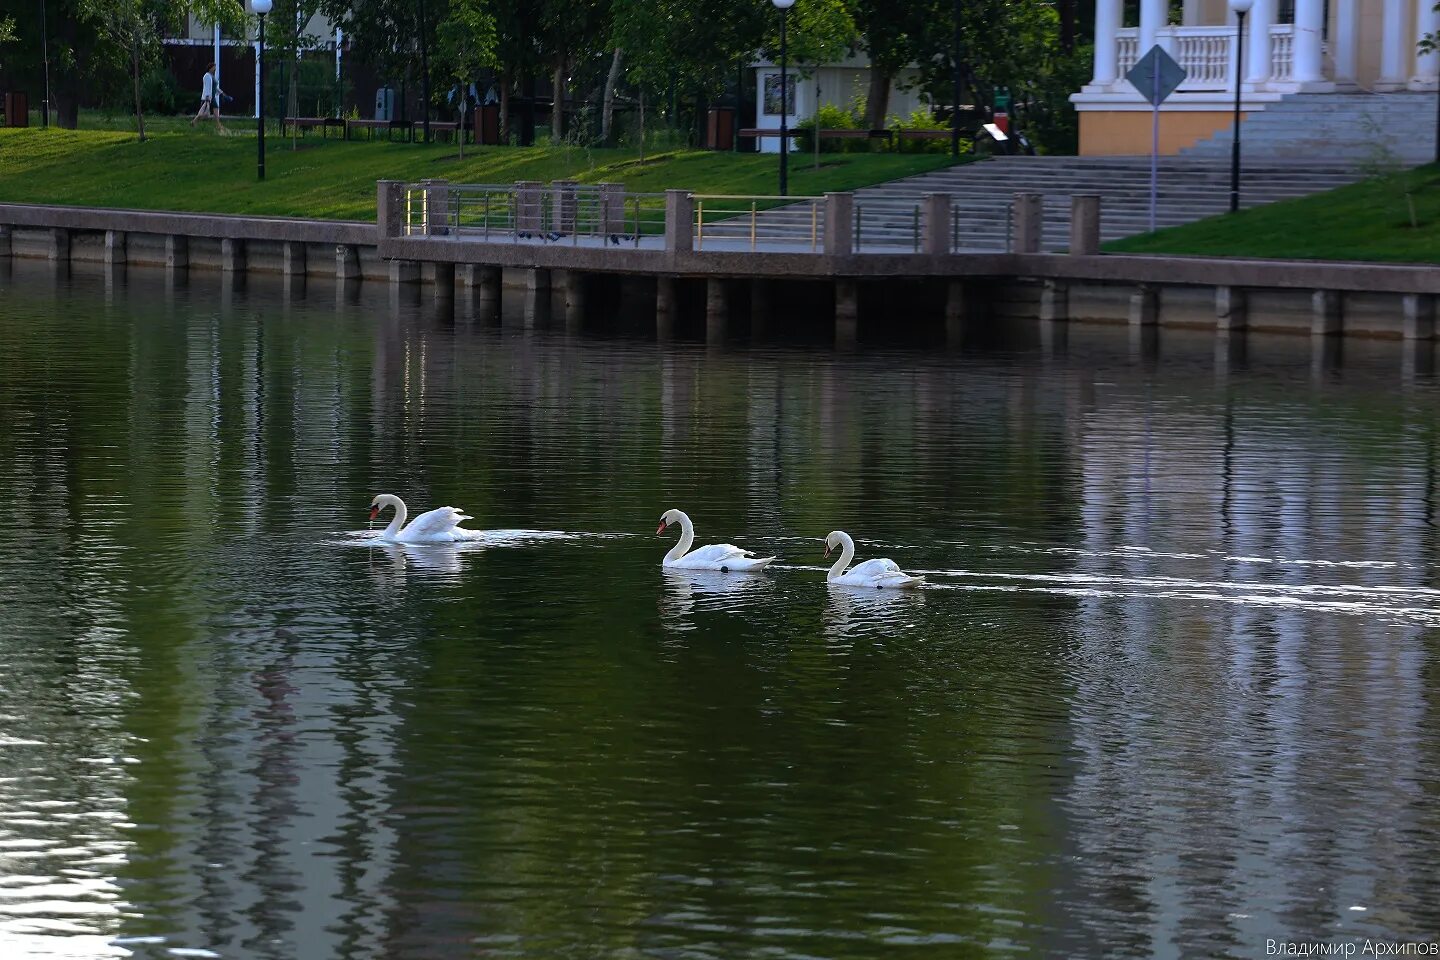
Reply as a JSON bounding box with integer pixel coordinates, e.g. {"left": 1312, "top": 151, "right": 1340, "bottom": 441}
{"left": 1, "top": 262, "right": 1438, "bottom": 959}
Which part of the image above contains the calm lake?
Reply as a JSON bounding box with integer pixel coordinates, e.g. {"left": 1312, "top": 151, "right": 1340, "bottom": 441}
{"left": 1, "top": 261, "right": 1438, "bottom": 959}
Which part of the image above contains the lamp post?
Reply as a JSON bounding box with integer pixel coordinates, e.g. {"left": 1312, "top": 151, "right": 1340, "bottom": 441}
{"left": 1228, "top": 0, "right": 1253, "bottom": 213}
{"left": 254, "top": 0, "right": 272, "bottom": 181}
{"left": 772, "top": 0, "right": 795, "bottom": 196}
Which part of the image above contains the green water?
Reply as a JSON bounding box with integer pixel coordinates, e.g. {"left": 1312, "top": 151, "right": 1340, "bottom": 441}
{"left": 1, "top": 261, "right": 1438, "bottom": 959}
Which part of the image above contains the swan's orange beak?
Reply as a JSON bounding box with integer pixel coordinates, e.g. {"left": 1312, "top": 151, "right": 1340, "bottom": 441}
{"left": 368, "top": 506, "right": 379, "bottom": 521}
{"left": 656, "top": 521, "right": 668, "bottom": 535}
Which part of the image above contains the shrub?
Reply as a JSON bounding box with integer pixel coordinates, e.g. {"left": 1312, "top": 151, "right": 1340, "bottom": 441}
{"left": 795, "top": 102, "right": 865, "bottom": 153}
{"left": 139, "top": 67, "right": 181, "bottom": 115}
{"left": 887, "top": 107, "right": 957, "bottom": 154}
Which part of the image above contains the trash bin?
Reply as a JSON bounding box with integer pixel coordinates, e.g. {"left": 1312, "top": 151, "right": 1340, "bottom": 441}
{"left": 707, "top": 107, "right": 735, "bottom": 151}
{"left": 4, "top": 92, "right": 29, "bottom": 128}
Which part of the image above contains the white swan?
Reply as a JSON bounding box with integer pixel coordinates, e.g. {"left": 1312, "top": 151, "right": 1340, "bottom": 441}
{"left": 369, "top": 494, "right": 481, "bottom": 543}
{"left": 824, "top": 531, "right": 923, "bottom": 589}
{"left": 657, "top": 508, "right": 776, "bottom": 571}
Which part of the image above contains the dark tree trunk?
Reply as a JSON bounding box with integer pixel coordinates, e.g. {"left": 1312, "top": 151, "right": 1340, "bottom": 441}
{"left": 499, "top": 69, "right": 510, "bottom": 143}
{"left": 601, "top": 48, "right": 622, "bottom": 145}
{"left": 131, "top": 39, "right": 146, "bottom": 142}
{"left": 864, "top": 68, "right": 892, "bottom": 130}
{"left": 551, "top": 59, "right": 565, "bottom": 141}
{"left": 417, "top": 0, "right": 431, "bottom": 142}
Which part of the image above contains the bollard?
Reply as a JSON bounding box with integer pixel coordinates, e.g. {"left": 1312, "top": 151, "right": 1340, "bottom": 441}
{"left": 922, "top": 194, "right": 952, "bottom": 255}
{"left": 1012, "top": 193, "right": 1043, "bottom": 254}
{"left": 664, "top": 190, "right": 694, "bottom": 255}
{"left": 552, "top": 180, "right": 578, "bottom": 235}
{"left": 516, "top": 181, "right": 543, "bottom": 234}
{"left": 824, "top": 193, "right": 855, "bottom": 256}
{"left": 1069, "top": 195, "right": 1101, "bottom": 255}
{"left": 599, "top": 183, "right": 625, "bottom": 235}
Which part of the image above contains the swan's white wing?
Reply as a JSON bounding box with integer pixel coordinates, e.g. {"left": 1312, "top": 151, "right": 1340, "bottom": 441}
{"left": 848, "top": 558, "right": 903, "bottom": 578}
{"left": 684, "top": 543, "right": 755, "bottom": 564}
{"left": 401, "top": 506, "right": 471, "bottom": 540}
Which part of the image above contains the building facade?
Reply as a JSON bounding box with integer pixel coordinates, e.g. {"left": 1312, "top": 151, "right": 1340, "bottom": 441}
{"left": 1071, "top": 0, "right": 1439, "bottom": 154}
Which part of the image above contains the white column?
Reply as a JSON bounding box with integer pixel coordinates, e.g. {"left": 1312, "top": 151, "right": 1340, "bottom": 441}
{"left": 1413, "top": 0, "right": 1440, "bottom": 88}
{"left": 1245, "top": 0, "right": 1274, "bottom": 85}
{"left": 1334, "top": 0, "right": 1358, "bottom": 84}
{"left": 214, "top": 25, "right": 222, "bottom": 94}
{"left": 1091, "top": 0, "right": 1123, "bottom": 86}
{"left": 1379, "top": 0, "right": 1407, "bottom": 89}
{"left": 1138, "top": 0, "right": 1167, "bottom": 58}
{"left": 1293, "top": 0, "right": 1330, "bottom": 88}
{"left": 335, "top": 27, "right": 343, "bottom": 83}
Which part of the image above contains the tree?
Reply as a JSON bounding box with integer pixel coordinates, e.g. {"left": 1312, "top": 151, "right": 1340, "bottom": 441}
{"left": 319, "top": 0, "right": 439, "bottom": 138}
{"left": 535, "top": 0, "right": 609, "bottom": 141}
{"left": 848, "top": 0, "right": 934, "bottom": 128}
{"left": 433, "top": 0, "right": 497, "bottom": 157}
{"left": 77, "top": 0, "right": 243, "bottom": 141}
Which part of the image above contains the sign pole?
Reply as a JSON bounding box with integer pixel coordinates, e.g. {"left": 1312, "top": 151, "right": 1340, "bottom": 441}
{"left": 1150, "top": 67, "right": 1160, "bottom": 234}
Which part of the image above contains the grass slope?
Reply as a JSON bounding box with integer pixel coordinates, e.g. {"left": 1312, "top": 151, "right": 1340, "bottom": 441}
{"left": 1105, "top": 166, "right": 1440, "bottom": 263}
{"left": 0, "top": 126, "right": 957, "bottom": 222}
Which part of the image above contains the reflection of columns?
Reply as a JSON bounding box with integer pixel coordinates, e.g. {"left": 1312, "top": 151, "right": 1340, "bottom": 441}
{"left": 1414, "top": 0, "right": 1440, "bottom": 88}
{"left": 1138, "top": 0, "right": 1167, "bottom": 59}
{"left": 1293, "top": 0, "right": 1330, "bottom": 88}
{"left": 1246, "top": 0, "right": 1273, "bottom": 85}
{"left": 1379, "top": 0, "right": 1408, "bottom": 89}
{"left": 1334, "top": 0, "right": 1359, "bottom": 84}
{"left": 1091, "top": 0, "right": 1123, "bottom": 86}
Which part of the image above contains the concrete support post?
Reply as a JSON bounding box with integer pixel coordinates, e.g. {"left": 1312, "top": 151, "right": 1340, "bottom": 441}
{"left": 389, "top": 259, "right": 420, "bottom": 284}
{"left": 565, "top": 271, "right": 586, "bottom": 331}
{"left": 45, "top": 228, "right": 71, "bottom": 262}
{"left": 1129, "top": 284, "right": 1159, "bottom": 326}
{"left": 1402, "top": 294, "right": 1435, "bottom": 340}
{"left": 922, "top": 193, "right": 952, "bottom": 255}
{"left": 377, "top": 180, "right": 406, "bottom": 238}
{"left": 1013, "top": 194, "right": 1043, "bottom": 254}
{"left": 425, "top": 262, "right": 455, "bottom": 298}
{"left": 945, "top": 280, "right": 969, "bottom": 344}
{"left": 1039, "top": 280, "right": 1069, "bottom": 322}
{"left": 335, "top": 244, "right": 360, "bottom": 282}
{"left": 277, "top": 241, "right": 305, "bottom": 277}
{"left": 599, "top": 182, "right": 625, "bottom": 234}
{"left": 421, "top": 179, "right": 451, "bottom": 236}
{"left": 165, "top": 235, "right": 189, "bottom": 270}
{"left": 0, "top": 225, "right": 11, "bottom": 258}
{"left": 478, "top": 266, "right": 501, "bottom": 304}
{"left": 656, "top": 277, "right": 678, "bottom": 339}
{"left": 552, "top": 180, "right": 578, "bottom": 235}
{"left": 1216, "top": 286, "right": 1248, "bottom": 330}
{"left": 824, "top": 193, "right": 855, "bottom": 256}
{"left": 835, "top": 279, "right": 859, "bottom": 347}
{"left": 104, "top": 230, "right": 127, "bottom": 266}
{"left": 1069, "top": 195, "right": 1101, "bottom": 255}
{"left": 1312, "top": 289, "right": 1342, "bottom": 335}
{"left": 220, "top": 238, "right": 246, "bottom": 273}
{"left": 751, "top": 280, "right": 773, "bottom": 337}
{"left": 523, "top": 267, "right": 551, "bottom": 328}
{"left": 664, "top": 190, "right": 694, "bottom": 255}
{"left": 516, "top": 181, "right": 543, "bottom": 234}
{"left": 706, "top": 279, "right": 729, "bottom": 343}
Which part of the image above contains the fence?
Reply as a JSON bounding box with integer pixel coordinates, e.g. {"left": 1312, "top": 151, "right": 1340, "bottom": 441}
{"left": 402, "top": 181, "right": 668, "bottom": 247}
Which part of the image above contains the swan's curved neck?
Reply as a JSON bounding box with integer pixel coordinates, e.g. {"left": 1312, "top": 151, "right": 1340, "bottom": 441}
{"left": 827, "top": 534, "right": 856, "bottom": 581}
{"left": 665, "top": 512, "right": 695, "bottom": 563}
{"left": 382, "top": 497, "right": 408, "bottom": 539}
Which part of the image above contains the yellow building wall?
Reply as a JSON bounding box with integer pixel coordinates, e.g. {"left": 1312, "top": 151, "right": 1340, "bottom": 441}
{"left": 1080, "top": 111, "right": 1246, "bottom": 155}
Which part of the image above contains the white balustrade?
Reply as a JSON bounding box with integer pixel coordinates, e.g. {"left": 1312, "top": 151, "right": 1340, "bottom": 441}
{"left": 1269, "top": 25, "right": 1294, "bottom": 83}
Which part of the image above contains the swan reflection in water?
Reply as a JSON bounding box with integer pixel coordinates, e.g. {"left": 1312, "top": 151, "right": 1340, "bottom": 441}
{"left": 660, "top": 567, "right": 777, "bottom": 629}
{"left": 822, "top": 582, "right": 926, "bottom": 642}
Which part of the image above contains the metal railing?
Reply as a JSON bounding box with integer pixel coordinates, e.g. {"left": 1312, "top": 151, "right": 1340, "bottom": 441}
{"left": 853, "top": 200, "right": 924, "bottom": 254}
{"left": 403, "top": 182, "right": 668, "bottom": 247}
{"left": 692, "top": 195, "right": 824, "bottom": 252}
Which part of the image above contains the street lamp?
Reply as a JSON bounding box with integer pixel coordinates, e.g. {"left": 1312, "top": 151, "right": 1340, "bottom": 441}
{"left": 1228, "top": 0, "right": 1253, "bottom": 213}
{"left": 772, "top": 0, "right": 795, "bottom": 197}
{"left": 254, "top": 0, "right": 272, "bottom": 181}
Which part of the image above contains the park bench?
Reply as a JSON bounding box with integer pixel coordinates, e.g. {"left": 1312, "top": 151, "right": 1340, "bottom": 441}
{"left": 345, "top": 118, "right": 412, "bottom": 142}
{"left": 281, "top": 117, "right": 346, "bottom": 139}
{"left": 412, "top": 120, "right": 461, "bottom": 142}
{"left": 895, "top": 129, "right": 951, "bottom": 142}
{"left": 738, "top": 127, "right": 895, "bottom": 149}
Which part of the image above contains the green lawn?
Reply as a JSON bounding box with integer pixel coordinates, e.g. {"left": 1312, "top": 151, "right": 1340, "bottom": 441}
{"left": 1106, "top": 166, "right": 1440, "bottom": 263}
{"left": 0, "top": 121, "right": 960, "bottom": 222}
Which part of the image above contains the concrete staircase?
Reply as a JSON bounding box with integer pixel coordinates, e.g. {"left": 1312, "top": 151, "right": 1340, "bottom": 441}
{"left": 706, "top": 155, "right": 1364, "bottom": 252}
{"left": 1182, "top": 91, "right": 1439, "bottom": 164}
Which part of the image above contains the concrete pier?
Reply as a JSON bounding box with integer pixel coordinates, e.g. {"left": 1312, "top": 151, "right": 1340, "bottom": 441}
{"left": 1129, "top": 284, "right": 1158, "bottom": 327}
{"left": 1216, "top": 286, "right": 1247, "bottom": 331}
{"left": 524, "top": 267, "right": 551, "bottom": 327}
{"left": 706, "top": 278, "right": 729, "bottom": 343}
{"left": 564, "top": 270, "right": 586, "bottom": 331}
{"left": 335, "top": 244, "right": 361, "bottom": 282}
{"left": 656, "top": 277, "right": 677, "bottom": 339}
{"left": 1039, "top": 280, "right": 1068, "bottom": 322}
{"left": 1402, "top": 294, "right": 1434, "bottom": 340}
{"left": 1312, "top": 290, "right": 1342, "bottom": 336}
{"left": 221, "top": 238, "right": 246, "bottom": 273}
{"left": 389, "top": 259, "right": 420, "bottom": 284}
{"left": 165, "top": 235, "right": 188, "bottom": 270}
{"left": 281, "top": 240, "right": 306, "bottom": 278}
{"left": 104, "top": 230, "right": 127, "bottom": 266}
{"left": 835, "top": 280, "right": 859, "bottom": 347}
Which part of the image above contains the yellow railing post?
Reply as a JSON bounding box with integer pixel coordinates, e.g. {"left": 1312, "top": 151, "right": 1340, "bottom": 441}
{"left": 750, "top": 201, "right": 758, "bottom": 251}
{"left": 697, "top": 199, "right": 704, "bottom": 251}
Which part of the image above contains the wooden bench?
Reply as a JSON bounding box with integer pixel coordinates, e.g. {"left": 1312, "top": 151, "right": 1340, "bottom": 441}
{"left": 345, "top": 118, "right": 412, "bottom": 142}
{"left": 896, "top": 129, "right": 952, "bottom": 141}
{"left": 738, "top": 127, "right": 895, "bottom": 149}
{"left": 412, "top": 120, "right": 461, "bottom": 142}
{"left": 281, "top": 117, "right": 346, "bottom": 139}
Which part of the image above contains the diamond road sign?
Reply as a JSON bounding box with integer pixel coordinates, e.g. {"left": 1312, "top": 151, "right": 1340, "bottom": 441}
{"left": 1126, "top": 45, "right": 1187, "bottom": 106}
